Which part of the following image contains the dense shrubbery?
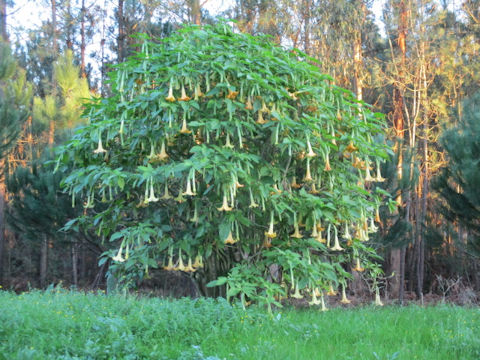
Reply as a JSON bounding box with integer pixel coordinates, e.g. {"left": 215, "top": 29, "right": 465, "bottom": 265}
{"left": 57, "top": 22, "right": 392, "bottom": 307}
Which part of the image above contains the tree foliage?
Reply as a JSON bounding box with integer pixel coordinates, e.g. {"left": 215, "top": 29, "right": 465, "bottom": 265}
{"left": 57, "top": 22, "right": 391, "bottom": 306}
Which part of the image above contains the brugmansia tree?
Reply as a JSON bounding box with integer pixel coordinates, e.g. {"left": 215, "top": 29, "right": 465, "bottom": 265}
{"left": 57, "top": 22, "right": 391, "bottom": 310}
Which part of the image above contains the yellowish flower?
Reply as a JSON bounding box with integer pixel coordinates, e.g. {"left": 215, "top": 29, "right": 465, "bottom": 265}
{"left": 112, "top": 246, "right": 125, "bottom": 262}
{"left": 375, "top": 286, "right": 384, "bottom": 306}
{"left": 248, "top": 189, "right": 259, "bottom": 208}
{"left": 226, "top": 90, "right": 239, "bottom": 99}
{"left": 163, "top": 256, "right": 174, "bottom": 271}
{"left": 217, "top": 193, "right": 233, "bottom": 211}
{"left": 375, "top": 161, "right": 386, "bottom": 182}
{"left": 165, "top": 83, "right": 176, "bottom": 102}
{"left": 161, "top": 183, "right": 172, "bottom": 200}
{"left": 304, "top": 158, "right": 313, "bottom": 182}
{"left": 192, "top": 255, "right": 204, "bottom": 268}
{"left": 324, "top": 155, "right": 331, "bottom": 172}
{"left": 308, "top": 288, "right": 321, "bottom": 306}
{"left": 93, "top": 137, "right": 107, "bottom": 154}
{"left": 194, "top": 84, "right": 204, "bottom": 100}
{"left": 223, "top": 133, "right": 234, "bottom": 148}
{"left": 330, "top": 228, "right": 344, "bottom": 251}
{"left": 183, "top": 178, "right": 195, "bottom": 196}
{"left": 244, "top": 97, "right": 253, "bottom": 110}
{"left": 178, "top": 84, "right": 191, "bottom": 101}
{"left": 291, "top": 281, "right": 303, "bottom": 299}
{"left": 327, "top": 284, "right": 337, "bottom": 296}
{"left": 265, "top": 212, "right": 277, "bottom": 238}
{"left": 184, "top": 257, "right": 196, "bottom": 272}
{"left": 179, "top": 116, "right": 192, "bottom": 134}
{"left": 291, "top": 176, "right": 302, "bottom": 189}
{"left": 320, "top": 292, "right": 328, "bottom": 312}
{"left": 157, "top": 141, "right": 169, "bottom": 161}
{"left": 309, "top": 183, "right": 319, "bottom": 194}
{"left": 256, "top": 111, "right": 267, "bottom": 125}
{"left": 224, "top": 230, "right": 238, "bottom": 245}
{"left": 306, "top": 138, "right": 316, "bottom": 158}
{"left": 146, "top": 180, "right": 159, "bottom": 203}
{"left": 340, "top": 284, "right": 351, "bottom": 304}
{"left": 353, "top": 257, "right": 365, "bottom": 272}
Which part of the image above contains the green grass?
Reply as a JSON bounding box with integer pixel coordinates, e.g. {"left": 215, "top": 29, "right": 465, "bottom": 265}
{"left": 0, "top": 290, "right": 479, "bottom": 360}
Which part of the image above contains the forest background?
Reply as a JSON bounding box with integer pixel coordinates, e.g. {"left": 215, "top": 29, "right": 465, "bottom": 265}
{"left": 1, "top": 0, "right": 479, "bottom": 305}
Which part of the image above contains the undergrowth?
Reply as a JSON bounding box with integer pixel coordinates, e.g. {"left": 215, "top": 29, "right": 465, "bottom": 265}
{"left": 0, "top": 290, "right": 479, "bottom": 359}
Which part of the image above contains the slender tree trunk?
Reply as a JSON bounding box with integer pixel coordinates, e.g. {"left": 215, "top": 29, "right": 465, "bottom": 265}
{"left": 0, "top": 182, "right": 5, "bottom": 286}
{"left": 51, "top": 0, "right": 58, "bottom": 55}
{"left": 80, "top": 0, "right": 86, "bottom": 78}
{"left": 72, "top": 240, "right": 78, "bottom": 286}
{"left": 0, "top": 0, "right": 7, "bottom": 42}
{"left": 190, "top": 0, "right": 201, "bottom": 25}
{"left": 303, "top": 0, "right": 311, "bottom": 55}
{"left": 40, "top": 234, "right": 48, "bottom": 287}
{"left": 117, "top": 0, "right": 126, "bottom": 62}
{"left": 389, "top": 0, "right": 408, "bottom": 300}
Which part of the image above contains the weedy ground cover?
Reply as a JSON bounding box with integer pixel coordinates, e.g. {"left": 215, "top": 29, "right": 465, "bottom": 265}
{"left": 0, "top": 290, "right": 478, "bottom": 360}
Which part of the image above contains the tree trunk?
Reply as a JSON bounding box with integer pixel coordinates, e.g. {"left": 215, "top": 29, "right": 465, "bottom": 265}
{"left": 0, "top": 182, "right": 5, "bottom": 286}
{"left": 0, "top": 0, "right": 7, "bottom": 42}
{"left": 190, "top": 0, "right": 201, "bottom": 25}
{"left": 40, "top": 235, "right": 48, "bottom": 287}
{"left": 72, "top": 240, "right": 78, "bottom": 287}
{"left": 117, "top": 0, "right": 126, "bottom": 62}
{"left": 80, "top": 0, "right": 86, "bottom": 78}
{"left": 51, "top": 0, "right": 58, "bottom": 55}
{"left": 389, "top": 0, "right": 408, "bottom": 300}
{"left": 303, "top": 0, "right": 311, "bottom": 55}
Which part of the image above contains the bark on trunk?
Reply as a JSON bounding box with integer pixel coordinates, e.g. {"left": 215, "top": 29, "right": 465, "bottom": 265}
{"left": 0, "top": 0, "right": 7, "bottom": 42}
{"left": 72, "top": 240, "right": 78, "bottom": 286}
{"left": 190, "top": 0, "right": 201, "bottom": 25}
{"left": 117, "top": 0, "right": 126, "bottom": 62}
{"left": 40, "top": 235, "right": 48, "bottom": 287}
{"left": 0, "top": 183, "right": 5, "bottom": 286}
{"left": 80, "top": 0, "right": 86, "bottom": 78}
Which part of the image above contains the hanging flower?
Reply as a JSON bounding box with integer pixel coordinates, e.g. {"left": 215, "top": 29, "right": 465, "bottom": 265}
{"left": 309, "top": 183, "right": 319, "bottom": 194}
{"left": 248, "top": 189, "right": 259, "bottom": 208}
{"left": 157, "top": 141, "right": 169, "bottom": 161}
{"left": 353, "top": 258, "right": 364, "bottom": 272}
{"left": 345, "top": 142, "right": 358, "bottom": 154}
{"left": 146, "top": 178, "right": 159, "bottom": 203}
{"left": 320, "top": 292, "right": 328, "bottom": 312}
{"left": 304, "top": 158, "right": 313, "bottom": 182}
{"left": 192, "top": 255, "right": 204, "bottom": 269}
{"left": 308, "top": 288, "right": 321, "bottom": 306}
{"left": 183, "top": 178, "right": 195, "bottom": 196}
{"left": 340, "top": 284, "right": 351, "bottom": 304}
{"left": 369, "top": 217, "right": 378, "bottom": 233}
{"left": 165, "top": 82, "right": 176, "bottom": 102}
{"left": 161, "top": 183, "right": 172, "bottom": 200}
{"left": 291, "top": 281, "right": 303, "bottom": 299}
{"left": 226, "top": 90, "right": 239, "bottom": 99}
{"left": 375, "top": 286, "right": 384, "bottom": 306}
{"left": 184, "top": 257, "right": 196, "bottom": 272}
{"left": 178, "top": 84, "right": 191, "bottom": 101}
{"left": 306, "top": 138, "right": 316, "bottom": 158}
{"left": 93, "top": 135, "right": 107, "bottom": 154}
{"left": 264, "top": 212, "right": 277, "bottom": 238}
{"left": 194, "top": 84, "right": 204, "bottom": 100}
{"left": 112, "top": 245, "right": 125, "bottom": 262}
{"left": 364, "top": 160, "right": 375, "bottom": 182}
{"left": 175, "top": 253, "right": 186, "bottom": 271}
{"left": 179, "top": 115, "right": 192, "bottom": 134}
{"left": 290, "top": 212, "right": 303, "bottom": 239}
{"left": 224, "top": 230, "right": 238, "bottom": 245}
{"left": 256, "top": 111, "right": 267, "bottom": 125}
{"left": 375, "top": 207, "right": 381, "bottom": 223}
{"left": 327, "top": 284, "right": 337, "bottom": 296}
{"left": 245, "top": 97, "right": 253, "bottom": 110}
{"left": 291, "top": 176, "right": 302, "bottom": 189}
{"left": 324, "top": 154, "right": 331, "bottom": 172}
{"left": 217, "top": 193, "right": 233, "bottom": 211}
{"left": 330, "top": 226, "right": 344, "bottom": 251}
{"left": 223, "top": 133, "right": 234, "bottom": 148}
{"left": 375, "top": 160, "right": 386, "bottom": 182}
{"left": 163, "top": 256, "right": 175, "bottom": 271}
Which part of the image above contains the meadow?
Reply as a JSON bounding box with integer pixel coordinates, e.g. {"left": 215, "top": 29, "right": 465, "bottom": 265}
{"left": 0, "top": 290, "right": 479, "bottom": 360}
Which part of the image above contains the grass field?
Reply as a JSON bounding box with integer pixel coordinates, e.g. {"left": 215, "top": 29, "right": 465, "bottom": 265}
{"left": 0, "top": 290, "right": 479, "bottom": 360}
